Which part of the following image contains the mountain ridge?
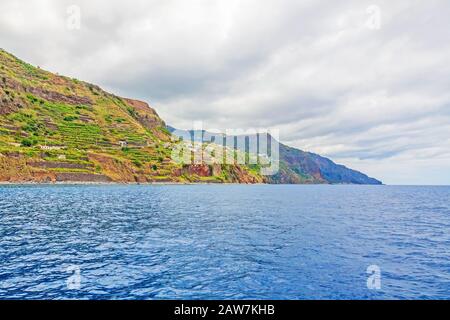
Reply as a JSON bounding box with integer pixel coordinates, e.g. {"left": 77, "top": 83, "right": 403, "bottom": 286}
{"left": 0, "top": 48, "right": 262, "bottom": 183}
{"left": 167, "top": 126, "right": 382, "bottom": 185}
{"left": 0, "top": 48, "right": 381, "bottom": 185}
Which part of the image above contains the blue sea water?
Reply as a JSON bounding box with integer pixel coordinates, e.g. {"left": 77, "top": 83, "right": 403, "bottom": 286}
{"left": 0, "top": 184, "right": 449, "bottom": 300}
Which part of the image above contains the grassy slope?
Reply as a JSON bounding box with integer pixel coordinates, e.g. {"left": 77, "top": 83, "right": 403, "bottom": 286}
{"left": 0, "top": 49, "right": 263, "bottom": 183}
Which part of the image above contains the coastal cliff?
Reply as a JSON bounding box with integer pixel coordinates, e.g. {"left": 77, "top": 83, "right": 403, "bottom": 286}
{"left": 0, "top": 49, "right": 380, "bottom": 185}
{"left": 0, "top": 49, "right": 263, "bottom": 183}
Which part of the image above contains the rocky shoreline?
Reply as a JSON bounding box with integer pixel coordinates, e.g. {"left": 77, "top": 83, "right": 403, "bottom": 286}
{"left": 0, "top": 181, "right": 267, "bottom": 185}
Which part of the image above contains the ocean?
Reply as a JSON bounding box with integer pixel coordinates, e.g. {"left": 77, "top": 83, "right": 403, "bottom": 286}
{"left": 0, "top": 184, "right": 449, "bottom": 299}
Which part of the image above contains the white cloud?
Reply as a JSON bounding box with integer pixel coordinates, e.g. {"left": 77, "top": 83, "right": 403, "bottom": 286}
{"left": 1, "top": 0, "right": 449, "bottom": 184}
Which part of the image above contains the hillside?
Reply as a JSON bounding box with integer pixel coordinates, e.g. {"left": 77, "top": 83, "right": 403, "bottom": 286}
{"left": 168, "top": 127, "right": 382, "bottom": 185}
{"left": 271, "top": 143, "right": 381, "bottom": 184}
{"left": 0, "top": 49, "right": 263, "bottom": 183}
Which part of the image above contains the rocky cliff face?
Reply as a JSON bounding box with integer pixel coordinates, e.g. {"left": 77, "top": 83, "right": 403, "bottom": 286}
{"left": 122, "top": 98, "right": 169, "bottom": 141}
{"left": 0, "top": 49, "right": 262, "bottom": 184}
{"left": 270, "top": 143, "right": 382, "bottom": 185}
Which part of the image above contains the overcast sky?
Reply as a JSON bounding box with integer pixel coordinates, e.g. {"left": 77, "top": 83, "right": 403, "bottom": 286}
{"left": 1, "top": 0, "right": 449, "bottom": 184}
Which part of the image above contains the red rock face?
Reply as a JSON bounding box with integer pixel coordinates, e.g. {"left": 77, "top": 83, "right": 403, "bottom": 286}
{"left": 176, "top": 164, "right": 264, "bottom": 184}
{"left": 55, "top": 173, "right": 112, "bottom": 183}
{"left": 122, "top": 98, "right": 169, "bottom": 141}
{"left": 1, "top": 79, "right": 23, "bottom": 115}
{"left": 27, "top": 86, "right": 92, "bottom": 106}
{"left": 185, "top": 164, "right": 212, "bottom": 177}
{"left": 123, "top": 98, "right": 165, "bottom": 128}
{"left": 227, "top": 165, "right": 263, "bottom": 184}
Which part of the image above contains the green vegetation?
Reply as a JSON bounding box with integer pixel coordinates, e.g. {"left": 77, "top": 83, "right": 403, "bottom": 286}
{"left": 0, "top": 48, "right": 264, "bottom": 183}
{"left": 63, "top": 115, "right": 78, "bottom": 122}
{"left": 21, "top": 138, "right": 37, "bottom": 147}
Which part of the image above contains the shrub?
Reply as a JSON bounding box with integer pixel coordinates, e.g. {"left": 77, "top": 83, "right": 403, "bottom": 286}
{"left": 127, "top": 107, "right": 137, "bottom": 117}
{"left": 21, "top": 138, "right": 36, "bottom": 147}
{"left": 63, "top": 115, "right": 78, "bottom": 122}
{"left": 26, "top": 94, "right": 38, "bottom": 104}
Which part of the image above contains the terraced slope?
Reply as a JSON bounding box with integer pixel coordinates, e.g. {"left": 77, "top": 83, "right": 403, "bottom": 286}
{"left": 0, "top": 49, "right": 263, "bottom": 183}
